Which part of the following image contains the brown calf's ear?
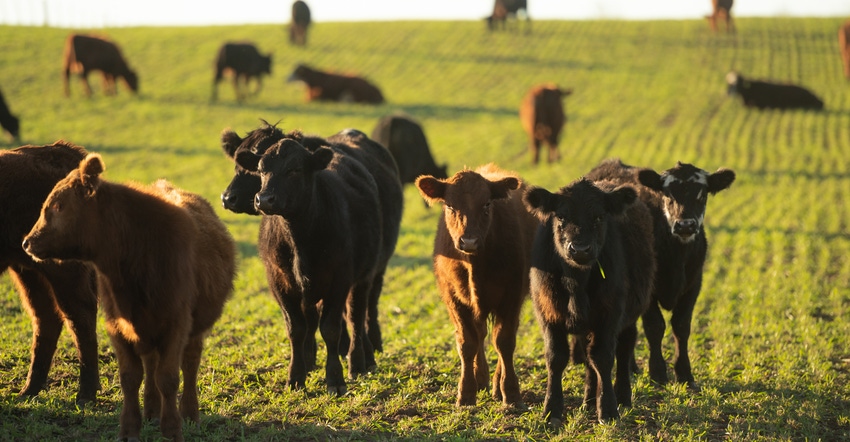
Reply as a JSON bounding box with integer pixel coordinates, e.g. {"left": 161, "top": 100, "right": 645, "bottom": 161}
{"left": 415, "top": 175, "right": 447, "bottom": 206}
{"left": 604, "top": 186, "right": 637, "bottom": 215}
{"left": 637, "top": 169, "right": 663, "bottom": 191}
{"left": 489, "top": 176, "right": 520, "bottom": 200}
{"left": 221, "top": 129, "right": 243, "bottom": 159}
{"left": 79, "top": 154, "right": 105, "bottom": 192}
{"left": 523, "top": 186, "right": 556, "bottom": 222}
{"left": 708, "top": 168, "right": 736, "bottom": 194}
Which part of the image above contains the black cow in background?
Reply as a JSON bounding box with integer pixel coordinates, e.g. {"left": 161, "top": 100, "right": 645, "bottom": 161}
{"left": 290, "top": 1, "right": 311, "bottom": 46}
{"left": 212, "top": 43, "right": 272, "bottom": 102}
{"left": 0, "top": 88, "right": 19, "bottom": 141}
{"left": 726, "top": 71, "right": 824, "bottom": 110}
{"left": 586, "top": 159, "right": 735, "bottom": 391}
{"left": 487, "top": 0, "right": 530, "bottom": 32}
{"left": 370, "top": 114, "right": 447, "bottom": 187}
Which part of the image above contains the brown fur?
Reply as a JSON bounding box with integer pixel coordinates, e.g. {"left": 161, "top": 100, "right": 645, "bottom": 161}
{"left": 416, "top": 163, "right": 538, "bottom": 407}
{"left": 0, "top": 141, "right": 99, "bottom": 405}
{"left": 519, "top": 84, "right": 572, "bottom": 165}
{"left": 290, "top": 0, "right": 311, "bottom": 46}
{"left": 287, "top": 64, "right": 385, "bottom": 104}
{"left": 707, "top": 0, "right": 734, "bottom": 33}
{"left": 23, "top": 154, "right": 235, "bottom": 442}
{"left": 62, "top": 34, "right": 139, "bottom": 97}
{"left": 840, "top": 21, "right": 850, "bottom": 79}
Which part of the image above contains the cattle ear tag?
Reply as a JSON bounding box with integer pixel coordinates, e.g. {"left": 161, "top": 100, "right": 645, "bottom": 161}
{"left": 597, "top": 260, "right": 606, "bottom": 279}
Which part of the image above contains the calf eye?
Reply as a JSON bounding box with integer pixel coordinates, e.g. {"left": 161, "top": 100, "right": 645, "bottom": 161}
{"left": 50, "top": 202, "right": 62, "bottom": 213}
{"left": 483, "top": 201, "right": 491, "bottom": 211}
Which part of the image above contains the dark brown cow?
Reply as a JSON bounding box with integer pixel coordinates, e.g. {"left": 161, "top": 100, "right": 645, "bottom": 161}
{"left": 0, "top": 88, "right": 20, "bottom": 141}
{"left": 0, "top": 141, "right": 99, "bottom": 406}
{"left": 287, "top": 64, "right": 385, "bottom": 104}
{"left": 840, "top": 21, "right": 850, "bottom": 79}
{"left": 487, "top": 0, "right": 530, "bottom": 32}
{"left": 212, "top": 42, "right": 272, "bottom": 102}
{"left": 23, "top": 154, "right": 236, "bottom": 442}
{"left": 520, "top": 84, "right": 572, "bottom": 165}
{"left": 416, "top": 164, "right": 538, "bottom": 407}
{"left": 370, "top": 114, "right": 447, "bottom": 186}
{"left": 707, "top": 0, "right": 734, "bottom": 33}
{"left": 524, "top": 178, "right": 655, "bottom": 424}
{"left": 726, "top": 71, "right": 824, "bottom": 110}
{"left": 290, "top": 1, "right": 312, "bottom": 46}
{"left": 62, "top": 34, "right": 138, "bottom": 97}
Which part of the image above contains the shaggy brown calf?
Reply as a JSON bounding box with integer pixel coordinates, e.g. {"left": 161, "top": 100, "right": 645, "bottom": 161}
{"left": 840, "top": 21, "right": 850, "bottom": 79}
{"left": 23, "top": 154, "right": 236, "bottom": 442}
{"left": 62, "top": 34, "right": 138, "bottom": 97}
{"left": 524, "top": 178, "right": 654, "bottom": 424}
{"left": 416, "top": 164, "right": 538, "bottom": 407}
{"left": 212, "top": 42, "right": 272, "bottom": 102}
{"left": 520, "top": 84, "right": 572, "bottom": 165}
{"left": 290, "top": 1, "right": 312, "bottom": 45}
{"left": 287, "top": 64, "right": 385, "bottom": 104}
{"left": 1, "top": 141, "right": 99, "bottom": 405}
{"left": 707, "top": 0, "right": 734, "bottom": 33}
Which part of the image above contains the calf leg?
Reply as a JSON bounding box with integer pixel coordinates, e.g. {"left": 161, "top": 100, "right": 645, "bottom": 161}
{"left": 671, "top": 286, "right": 700, "bottom": 391}
{"left": 345, "top": 281, "right": 373, "bottom": 377}
{"left": 367, "top": 271, "right": 385, "bottom": 353}
{"left": 491, "top": 316, "right": 522, "bottom": 406}
{"left": 541, "top": 321, "right": 570, "bottom": 425}
{"left": 142, "top": 353, "right": 161, "bottom": 421}
{"left": 614, "top": 324, "right": 638, "bottom": 408}
{"left": 80, "top": 71, "right": 93, "bottom": 97}
{"left": 547, "top": 140, "right": 560, "bottom": 163}
{"left": 446, "top": 299, "right": 483, "bottom": 406}
{"left": 280, "top": 294, "right": 310, "bottom": 389}
{"left": 474, "top": 318, "right": 489, "bottom": 391}
{"left": 642, "top": 301, "right": 669, "bottom": 385}
{"left": 586, "top": 329, "right": 619, "bottom": 423}
{"left": 154, "top": 338, "right": 186, "bottom": 442}
{"left": 179, "top": 334, "right": 204, "bottom": 423}
{"left": 111, "top": 333, "right": 144, "bottom": 442}
{"left": 529, "top": 138, "right": 542, "bottom": 165}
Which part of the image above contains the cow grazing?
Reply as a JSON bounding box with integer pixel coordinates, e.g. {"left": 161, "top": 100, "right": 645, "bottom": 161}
{"left": 524, "top": 178, "right": 655, "bottom": 424}
{"left": 487, "top": 0, "right": 530, "bottom": 32}
{"left": 62, "top": 34, "right": 138, "bottom": 97}
{"left": 586, "top": 159, "right": 735, "bottom": 391}
{"left": 0, "top": 141, "right": 99, "bottom": 405}
{"left": 23, "top": 154, "right": 236, "bottom": 442}
{"left": 416, "top": 164, "right": 538, "bottom": 407}
{"left": 290, "top": 1, "right": 312, "bottom": 46}
{"left": 287, "top": 64, "right": 385, "bottom": 104}
{"left": 707, "top": 0, "right": 734, "bottom": 33}
{"left": 0, "top": 88, "right": 20, "bottom": 141}
{"left": 726, "top": 71, "right": 824, "bottom": 110}
{"left": 370, "top": 114, "right": 447, "bottom": 186}
{"left": 840, "top": 21, "right": 850, "bottom": 79}
{"left": 520, "top": 84, "right": 572, "bottom": 165}
{"left": 212, "top": 42, "right": 272, "bottom": 102}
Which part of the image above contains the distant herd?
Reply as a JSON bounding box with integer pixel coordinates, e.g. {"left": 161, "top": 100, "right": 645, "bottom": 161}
{"left": 0, "top": 1, "right": 847, "bottom": 440}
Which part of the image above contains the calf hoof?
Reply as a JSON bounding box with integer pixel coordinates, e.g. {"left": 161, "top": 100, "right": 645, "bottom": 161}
{"left": 456, "top": 395, "right": 477, "bottom": 407}
{"left": 327, "top": 384, "right": 348, "bottom": 396}
{"left": 286, "top": 379, "right": 306, "bottom": 390}
{"left": 684, "top": 380, "right": 701, "bottom": 392}
{"left": 546, "top": 417, "right": 563, "bottom": 429}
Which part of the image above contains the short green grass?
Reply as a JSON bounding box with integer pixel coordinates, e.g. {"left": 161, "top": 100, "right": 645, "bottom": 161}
{"left": 1, "top": 17, "right": 849, "bottom": 440}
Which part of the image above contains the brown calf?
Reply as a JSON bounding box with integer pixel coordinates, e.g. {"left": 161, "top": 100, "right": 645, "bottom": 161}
{"left": 707, "top": 0, "right": 734, "bottom": 33}
{"left": 23, "top": 154, "right": 236, "bottom": 442}
{"left": 416, "top": 163, "right": 538, "bottom": 407}
{"left": 1, "top": 141, "right": 99, "bottom": 405}
{"left": 287, "top": 64, "right": 385, "bottom": 104}
{"left": 62, "top": 34, "right": 139, "bottom": 97}
{"left": 519, "top": 84, "right": 572, "bottom": 165}
{"left": 290, "top": 0, "right": 312, "bottom": 46}
{"left": 840, "top": 21, "right": 850, "bottom": 79}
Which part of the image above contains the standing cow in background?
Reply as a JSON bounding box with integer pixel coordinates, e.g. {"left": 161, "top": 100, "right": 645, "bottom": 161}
{"left": 212, "top": 42, "right": 272, "bottom": 102}
{"left": 290, "top": 1, "right": 312, "bottom": 46}
{"left": 0, "top": 88, "right": 20, "bottom": 141}
{"left": 370, "top": 114, "right": 448, "bottom": 187}
{"left": 487, "top": 0, "right": 530, "bottom": 32}
{"left": 726, "top": 71, "right": 824, "bottom": 110}
{"left": 62, "top": 34, "right": 138, "bottom": 97}
{"left": 707, "top": 0, "right": 734, "bottom": 33}
{"left": 840, "top": 21, "right": 850, "bottom": 79}
{"left": 520, "top": 84, "right": 572, "bottom": 165}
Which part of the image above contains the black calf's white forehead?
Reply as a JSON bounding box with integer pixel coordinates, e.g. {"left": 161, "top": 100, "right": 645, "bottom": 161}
{"left": 661, "top": 164, "right": 711, "bottom": 202}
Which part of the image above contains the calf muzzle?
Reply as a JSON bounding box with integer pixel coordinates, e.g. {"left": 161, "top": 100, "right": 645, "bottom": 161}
{"left": 567, "top": 242, "right": 593, "bottom": 265}
{"left": 673, "top": 219, "right": 698, "bottom": 237}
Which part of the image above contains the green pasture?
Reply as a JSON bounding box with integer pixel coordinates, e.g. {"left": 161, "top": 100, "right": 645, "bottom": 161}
{"left": 1, "top": 17, "right": 849, "bottom": 440}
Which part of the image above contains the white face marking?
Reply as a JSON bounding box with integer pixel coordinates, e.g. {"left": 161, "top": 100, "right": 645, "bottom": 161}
{"left": 662, "top": 174, "right": 680, "bottom": 188}
{"left": 687, "top": 171, "right": 709, "bottom": 185}
{"left": 726, "top": 71, "right": 738, "bottom": 85}
{"left": 696, "top": 190, "right": 704, "bottom": 200}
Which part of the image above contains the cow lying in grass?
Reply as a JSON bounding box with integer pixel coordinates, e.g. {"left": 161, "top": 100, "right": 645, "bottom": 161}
{"left": 586, "top": 159, "right": 735, "bottom": 391}
{"left": 524, "top": 178, "right": 654, "bottom": 424}
{"left": 416, "top": 164, "right": 538, "bottom": 407}
{"left": 287, "top": 64, "right": 385, "bottom": 104}
{"left": 23, "top": 154, "right": 236, "bottom": 442}
{"left": 62, "top": 34, "right": 138, "bottom": 97}
{"left": 1, "top": 141, "right": 99, "bottom": 405}
{"left": 726, "top": 71, "right": 824, "bottom": 110}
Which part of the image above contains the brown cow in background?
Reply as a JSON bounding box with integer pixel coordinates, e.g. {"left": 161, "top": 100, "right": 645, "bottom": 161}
{"left": 62, "top": 34, "right": 138, "bottom": 97}
{"left": 487, "top": 0, "right": 530, "bottom": 32}
{"left": 290, "top": 1, "right": 312, "bottom": 46}
{"left": 520, "top": 83, "right": 572, "bottom": 165}
{"left": 23, "top": 154, "right": 236, "bottom": 442}
{"left": 840, "top": 21, "right": 850, "bottom": 79}
{"left": 707, "top": 0, "right": 734, "bottom": 33}
{"left": 288, "top": 64, "right": 385, "bottom": 104}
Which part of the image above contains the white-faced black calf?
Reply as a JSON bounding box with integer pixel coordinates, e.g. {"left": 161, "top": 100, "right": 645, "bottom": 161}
{"left": 524, "top": 179, "right": 655, "bottom": 424}
{"left": 586, "top": 159, "right": 735, "bottom": 390}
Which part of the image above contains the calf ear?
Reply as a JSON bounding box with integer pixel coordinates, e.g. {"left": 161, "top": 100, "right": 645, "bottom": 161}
{"left": 416, "top": 175, "right": 447, "bottom": 206}
{"left": 708, "top": 168, "right": 735, "bottom": 194}
{"left": 523, "top": 187, "right": 557, "bottom": 222}
{"left": 234, "top": 149, "right": 260, "bottom": 171}
{"left": 560, "top": 88, "right": 574, "bottom": 97}
{"left": 309, "top": 147, "right": 334, "bottom": 171}
{"left": 80, "top": 153, "right": 105, "bottom": 193}
{"left": 604, "top": 186, "right": 637, "bottom": 215}
{"left": 637, "top": 169, "right": 663, "bottom": 191}
{"left": 489, "top": 177, "right": 520, "bottom": 200}
{"left": 221, "top": 129, "right": 242, "bottom": 159}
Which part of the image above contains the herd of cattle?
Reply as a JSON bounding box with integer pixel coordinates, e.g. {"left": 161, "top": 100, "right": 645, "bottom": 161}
{"left": 0, "top": 2, "right": 848, "bottom": 440}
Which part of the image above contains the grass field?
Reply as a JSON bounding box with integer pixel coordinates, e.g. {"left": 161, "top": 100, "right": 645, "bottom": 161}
{"left": 1, "top": 17, "right": 849, "bottom": 441}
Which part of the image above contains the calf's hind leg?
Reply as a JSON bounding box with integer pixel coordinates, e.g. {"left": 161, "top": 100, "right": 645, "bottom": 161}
{"left": 179, "top": 334, "right": 204, "bottom": 423}
{"left": 491, "top": 315, "right": 523, "bottom": 406}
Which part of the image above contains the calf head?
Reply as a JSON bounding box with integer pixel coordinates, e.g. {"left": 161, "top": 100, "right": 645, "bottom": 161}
{"left": 23, "top": 154, "right": 105, "bottom": 262}
{"left": 726, "top": 71, "right": 746, "bottom": 97}
{"left": 220, "top": 123, "right": 286, "bottom": 214}
{"left": 524, "top": 179, "right": 636, "bottom": 268}
{"left": 255, "top": 139, "right": 334, "bottom": 218}
{"left": 124, "top": 70, "right": 139, "bottom": 94}
{"left": 260, "top": 54, "right": 272, "bottom": 75}
{"left": 638, "top": 162, "right": 735, "bottom": 243}
{"left": 416, "top": 169, "right": 519, "bottom": 255}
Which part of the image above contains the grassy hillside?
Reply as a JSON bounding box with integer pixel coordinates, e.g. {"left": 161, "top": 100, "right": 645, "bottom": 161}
{"left": 1, "top": 17, "right": 849, "bottom": 440}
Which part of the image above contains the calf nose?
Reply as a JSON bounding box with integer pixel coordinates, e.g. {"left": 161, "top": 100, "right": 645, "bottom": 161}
{"left": 221, "top": 192, "right": 236, "bottom": 209}
{"left": 568, "top": 242, "right": 592, "bottom": 263}
{"left": 254, "top": 192, "right": 276, "bottom": 212}
{"left": 673, "top": 219, "right": 698, "bottom": 236}
{"left": 458, "top": 237, "right": 479, "bottom": 253}
{"left": 21, "top": 238, "right": 31, "bottom": 253}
